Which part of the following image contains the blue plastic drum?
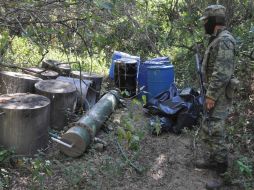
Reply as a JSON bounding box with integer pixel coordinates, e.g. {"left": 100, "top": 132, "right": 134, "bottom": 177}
{"left": 146, "top": 65, "right": 174, "bottom": 100}
{"left": 138, "top": 60, "right": 171, "bottom": 95}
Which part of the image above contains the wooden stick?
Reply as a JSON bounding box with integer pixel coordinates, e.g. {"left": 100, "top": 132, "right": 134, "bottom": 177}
{"left": 0, "top": 63, "right": 46, "bottom": 74}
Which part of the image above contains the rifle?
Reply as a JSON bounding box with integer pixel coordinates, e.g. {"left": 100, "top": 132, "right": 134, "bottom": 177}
{"left": 195, "top": 44, "right": 211, "bottom": 135}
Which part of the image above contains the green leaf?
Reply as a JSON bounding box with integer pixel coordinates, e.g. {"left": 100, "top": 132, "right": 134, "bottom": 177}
{"left": 117, "top": 127, "right": 126, "bottom": 142}
{"left": 126, "top": 131, "right": 132, "bottom": 145}
{"left": 142, "top": 95, "right": 147, "bottom": 105}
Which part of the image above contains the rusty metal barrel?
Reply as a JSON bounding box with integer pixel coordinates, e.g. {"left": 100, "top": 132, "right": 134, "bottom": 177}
{"left": 0, "top": 93, "right": 50, "bottom": 155}
{"left": 0, "top": 71, "right": 42, "bottom": 94}
{"left": 35, "top": 80, "right": 77, "bottom": 130}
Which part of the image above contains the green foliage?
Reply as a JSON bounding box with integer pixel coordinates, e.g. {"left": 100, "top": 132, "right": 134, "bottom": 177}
{"left": 119, "top": 115, "right": 143, "bottom": 151}
{"left": 118, "top": 99, "right": 146, "bottom": 151}
{"left": 149, "top": 116, "right": 162, "bottom": 136}
{"left": 236, "top": 157, "right": 253, "bottom": 178}
{"left": 0, "top": 149, "right": 10, "bottom": 163}
{"left": 0, "top": 1, "right": 253, "bottom": 189}
{"left": 0, "top": 168, "right": 10, "bottom": 190}
{"left": 4, "top": 36, "right": 42, "bottom": 66}
{"left": 0, "top": 148, "right": 12, "bottom": 189}
{"left": 141, "top": 95, "right": 147, "bottom": 105}
{"left": 29, "top": 155, "right": 53, "bottom": 190}
{"left": 62, "top": 162, "right": 86, "bottom": 187}
{"left": 120, "top": 90, "right": 131, "bottom": 97}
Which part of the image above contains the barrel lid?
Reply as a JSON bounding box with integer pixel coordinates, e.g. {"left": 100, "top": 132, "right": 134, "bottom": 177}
{"left": 35, "top": 80, "right": 76, "bottom": 93}
{"left": 0, "top": 71, "right": 42, "bottom": 81}
{"left": 27, "top": 67, "right": 59, "bottom": 77}
{"left": 149, "top": 56, "right": 171, "bottom": 62}
{"left": 41, "top": 70, "right": 59, "bottom": 77}
{"left": 26, "top": 67, "right": 44, "bottom": 73}
{"left": 113, "top": 51, "right": 140, "bottom": 59}
{"left": 147, "top": 65, "right": 174, "bottom": 69}
{"left": 114, "top": 58, "right": 137, "bottom": 64}
{"left": 143, "top": 61, "right": 166, "bottom": 65}
{"left": 71, "top": 71, "right": 103, "bottom": 79}
{"left": 0, "top": 93, "right": 50, "bottom": 110}
{"left": 43, "top": 59, "right": 61, "bottom": 65}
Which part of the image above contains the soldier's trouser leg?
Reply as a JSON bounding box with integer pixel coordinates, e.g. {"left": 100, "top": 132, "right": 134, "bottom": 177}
{"left": 200, "top": 118, "right": 228, "bottom": 166}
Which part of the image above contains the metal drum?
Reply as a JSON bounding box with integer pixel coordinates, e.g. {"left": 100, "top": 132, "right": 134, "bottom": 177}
{"left": 0, "top": 93, "right": 50, "bottom": 155}
{"left": 0, "top": 71, "right": 42, "bottom": 94}
{"left": 35, "top": 80, "right": 77, "bottom": 130}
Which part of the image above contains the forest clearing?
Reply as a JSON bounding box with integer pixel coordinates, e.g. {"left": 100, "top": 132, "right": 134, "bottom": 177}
{"left": 0, "top": 1, "right": 254, "bottom": 190}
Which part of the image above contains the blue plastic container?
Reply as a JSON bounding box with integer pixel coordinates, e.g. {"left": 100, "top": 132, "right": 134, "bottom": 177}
{"left": 147, "top": 65, "right": 174, "bottom": 100}
{"left": 109, "top": 51, "right": 140, "bottom": 80}
{"left": 138, "top": 60, "right": 171, "bottom": 94}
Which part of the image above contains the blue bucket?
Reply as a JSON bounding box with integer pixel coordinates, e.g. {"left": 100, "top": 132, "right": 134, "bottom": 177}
{"left": 138, "top": 60, "right": 171, "bottom": 95}
{"left": 147, "top": 65, "right": 174, "bottom": 100}
{"left": 109, "top": 51, "right": 140, "bottom": 80}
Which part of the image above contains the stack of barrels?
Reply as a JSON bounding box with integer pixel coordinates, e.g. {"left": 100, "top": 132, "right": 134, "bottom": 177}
{"left": 110, "top": 52, "right": 175, "bottom": 100}
{"left": 0, "top": 60, "right": 103, "bottom": 155}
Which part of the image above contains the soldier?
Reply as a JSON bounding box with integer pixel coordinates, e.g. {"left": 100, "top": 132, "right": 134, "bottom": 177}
{"left": 197, "top": 5, "right": 236, "bottom": 190}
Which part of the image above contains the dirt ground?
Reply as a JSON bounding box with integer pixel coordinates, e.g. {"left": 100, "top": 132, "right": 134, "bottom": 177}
{"left": 6, "top": 104, "right": 230, "bottom": 190}
{"left": 2, "top": 76, "right": 243, "bottom": 190}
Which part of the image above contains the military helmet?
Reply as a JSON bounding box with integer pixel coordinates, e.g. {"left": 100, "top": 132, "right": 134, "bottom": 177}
{"left": 199, "top": 5, "right": 226, "bottom": 20}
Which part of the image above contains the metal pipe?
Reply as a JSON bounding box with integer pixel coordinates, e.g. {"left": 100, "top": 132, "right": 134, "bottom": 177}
{"left": 51, "top": 137, "right": 73, "bottom": 149}
{"left": 58, "top": 90, "right": 119, "bottom": 157}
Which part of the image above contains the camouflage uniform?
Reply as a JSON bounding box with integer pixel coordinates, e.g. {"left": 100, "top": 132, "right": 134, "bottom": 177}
{"left": 199, "top": 5, "right": 236, "bottom": 167}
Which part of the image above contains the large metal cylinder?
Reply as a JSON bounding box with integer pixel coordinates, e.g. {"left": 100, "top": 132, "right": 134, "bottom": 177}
{"left": 0, "top": 93, "right": 50, "bottom": 155}
{"left": 35, "top": 80, "right": 77, "bottom": 130}
{"left": 59, "top": 90, "right": 119, "bottom": 157}
{"left": 71, "top": 71, "right": 103, "bottom": 103}
{"left": 0, "top": 71, "right": 42, "bottom": 94}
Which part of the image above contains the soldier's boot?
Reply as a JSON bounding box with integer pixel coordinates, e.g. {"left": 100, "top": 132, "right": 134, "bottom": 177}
{"left": 206, "top": 179, "right": 223, "bottom": 190}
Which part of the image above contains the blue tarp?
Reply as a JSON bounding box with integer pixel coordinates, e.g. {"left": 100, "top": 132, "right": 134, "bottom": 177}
{"left": 145, "top": 84, "right": 202, "bottom": 134}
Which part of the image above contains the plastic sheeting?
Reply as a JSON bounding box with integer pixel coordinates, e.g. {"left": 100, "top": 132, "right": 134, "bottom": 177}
{"left": 56, "top": 76, "right": 95, "bottom": 110}
{"left": 145, "top": 84, "right": 202, "bottom": 134}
